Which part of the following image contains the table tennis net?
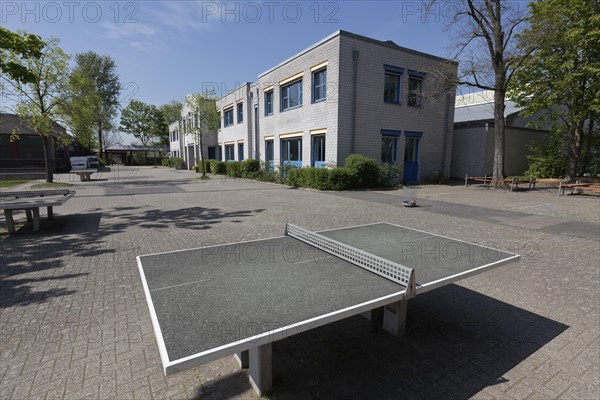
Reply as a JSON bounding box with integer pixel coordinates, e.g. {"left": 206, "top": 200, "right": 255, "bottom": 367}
{"left": 285, "top": 223, "right": 415, "bottom": 296}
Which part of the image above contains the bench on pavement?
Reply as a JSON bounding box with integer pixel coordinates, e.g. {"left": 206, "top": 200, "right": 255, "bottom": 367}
{"left": 558, "top": 181, "right": 600, "bottom": 196}
{"left": 464, "top": 175, "right": 537, "bottom": 191}
{"left": 71, "top": 169, "right": 96, "bottom": 181}
{"left": 0, "top": 190, "right": 75, "bottom": 233}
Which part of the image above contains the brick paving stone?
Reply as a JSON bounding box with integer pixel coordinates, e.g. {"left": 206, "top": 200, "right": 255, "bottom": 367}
{"left": 1, "top": 167, "right": 598, "bottom": 399}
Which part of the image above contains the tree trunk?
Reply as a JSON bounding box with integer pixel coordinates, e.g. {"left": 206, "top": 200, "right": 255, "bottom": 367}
{"left": 565, "top": 120, "right": 584, "bottom": 180}
{"left": 492, "top": 87, "right": 506, "bottom": 183}
{"left": 198, "top": 129, "right": 206, "bottom": 177}
{"left": 98, "top": 121, "right": 104, "bottom": 160}
{"left": 41, "top": 135, "right": 53, "bottom": 183}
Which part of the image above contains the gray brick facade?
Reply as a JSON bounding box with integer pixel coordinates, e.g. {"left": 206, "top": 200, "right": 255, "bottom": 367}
{"left": 170, "top": 30, "right": 458, "bottom": 182}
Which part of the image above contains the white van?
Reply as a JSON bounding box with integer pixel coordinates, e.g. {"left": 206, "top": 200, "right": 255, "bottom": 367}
{"left": 70, "top": 156, "right": 89, "bottom": 170}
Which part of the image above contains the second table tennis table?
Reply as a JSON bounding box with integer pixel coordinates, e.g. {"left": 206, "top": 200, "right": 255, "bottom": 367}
{"left": 137, "top": 222, "right": 519, "bottom": 396}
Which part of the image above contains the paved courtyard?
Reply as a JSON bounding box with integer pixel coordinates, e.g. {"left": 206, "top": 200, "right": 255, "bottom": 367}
{"left": 1, "top": 166, "right": 598, "bottom": 399}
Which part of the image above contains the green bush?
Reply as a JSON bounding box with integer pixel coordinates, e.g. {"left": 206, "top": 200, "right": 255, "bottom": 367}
{"left": 210, "top": 160, "right": 226, "bottom": 174}
{"left": 380, "top": 163, "right": 402, "bottom": 187}
{"left": 161, "top": 159, "right": 170, "bottom": 167}
{"left": 241, "top": 159, "right": 260, "bottom": 176}
{"left": 226, "top": 161, "right": 242, "bottom": 177}
{"left": 343, "top": 154, "right": 381, "bottom": 188}
{"left": 287, "top": 167, "right": 356, "bottom": 190}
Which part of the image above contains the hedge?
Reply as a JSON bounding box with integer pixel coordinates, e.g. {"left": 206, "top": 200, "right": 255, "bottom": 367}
{"left": 343, "top": 154, "right": 381, "bottom": 188}
{"left": 226, "top": 161, "right": 242, "bottom": 177}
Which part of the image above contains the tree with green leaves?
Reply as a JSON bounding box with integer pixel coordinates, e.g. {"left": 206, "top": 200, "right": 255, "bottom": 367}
{"left": 71, "top": 51, "right": 120, "bottom": 159}
{"left": 159, "top": 100, "right": 183, "bottom": 125}
{"left": 445, "top": 0, "right": 532, "bottom": 183}
{"left": 2, "top": 36, "right": 71, "bottom": 183}
{"left": 61, "top": 71, "right": 99, "bottom": 154}
{"left": 510, "top": 0, "right": 600, "bottom": 179}
{"left": 185, "top": 91, "right": 220, "bottom": 177}
{"left": 0, "top": 27, "right": 45, "bottom": 84}
{"left": 120, "top": 99, "right": 168, "bottom": 164}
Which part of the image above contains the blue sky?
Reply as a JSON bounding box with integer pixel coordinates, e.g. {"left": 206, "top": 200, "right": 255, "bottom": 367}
{"left": 2, "top": 0, "right": 457, "bottom": 142}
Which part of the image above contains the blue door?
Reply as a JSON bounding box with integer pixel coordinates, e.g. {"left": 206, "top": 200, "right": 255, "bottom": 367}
{"left": 403, "top": 136, "right": 420, "bottom": 183}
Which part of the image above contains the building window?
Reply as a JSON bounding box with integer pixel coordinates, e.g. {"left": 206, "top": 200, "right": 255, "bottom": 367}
{"left": 381, "top": 129, "right": 401, "bottom": 163}
{"left": 224, "top": 108, "right": 234, "bottom": 127}
{"left": 405, "top": 137, "right": 419, "bottom": 163}
{"left": 408, "top": 71, "right": 425, "bottom": 107}
{"left": 281, "top": 79, "right": 302, "bottom": 111}
{"left": 265, "top": 139, "right": 274, "bottom": 172}
{"left": 224, "top": 144, "right": 235, "bottom": 161}
{"left": 237, "top": 103, "right": 243, "bottom": 123}
{"left": 281, "top": 137, "right": 302, "bottom": 168}
{"left": 312, "top": 68, "right": 326, "bottom": 103}
{"left": 383, "top": 65, "right": 404, "bottom": 104}
{"left": 238, "top": 143, "right": 244, "bottom": 161}
{"left": 312, "top": 135, "right": 326, "bottom": 167}
{"left": 208, "top": 147, "right": 216, "bottom": 159}
{"left": 265, "top": 91, "right": 273, "bottom": 116}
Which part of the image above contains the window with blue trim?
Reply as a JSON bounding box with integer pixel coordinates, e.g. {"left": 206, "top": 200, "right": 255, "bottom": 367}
{"left": 408, "top": 71, "right": 425, "bottom": 107}
{"left": 312, "top": 135, "right": 326, "bottom": 167}
{"left": 312, "top": 68, "right": 326, "bottom": 103}
{"left": 383, "top": 65, "right": 403, "bottom": 104}
{"left": 281, "top": 137, "right": 302, "bottom": 168}
{"left": 381, "top": 130, "right": 401, "bottom": 163}
{"left": 238, "top": 143, "right": 244, "bottom": 161}
{"left": 224, "top": 108, "right": 234, "bottom": 127}
{"left": 281, "top": 79, "right": 302, "bottom": 111}
{"left": 264, "top": 91, "right": 273, "bottom": 116}
{"left": 237, "top": 103, "right": 243, "bottom": 123}
{"left": 224, "top": 144, "right": 235, "bottom": 161}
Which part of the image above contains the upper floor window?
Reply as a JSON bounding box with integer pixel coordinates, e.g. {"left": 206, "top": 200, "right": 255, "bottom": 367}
{"left": 237, "top": 102, "right": 243, "bottom": 123}
{"left": 265, "top": 91, "right": 273, "bottom": 116}
{"left": 281, "top": 79, "right": 302, "bottom": 111}
{"left": 224, "top": 107, "right": 234, "bottom": 127}
{"left": 408, "top": 70, "right": 425, "bottom": 107}
{"left": 383, "top": 65, "right": 404, "bottom": 104}
{"left": 312, "top": 68, "right": 327, "bottom": 103}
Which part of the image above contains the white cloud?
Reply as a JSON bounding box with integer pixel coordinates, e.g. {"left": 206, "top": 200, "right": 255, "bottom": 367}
{"left": 102, "top": 22, "right": 155, "bottom": 39}
{"left": 129, "top": 40, "right": 164, "bottom": 54}
{"left": 147, "top": 1, "right": 216, "bottom": 39}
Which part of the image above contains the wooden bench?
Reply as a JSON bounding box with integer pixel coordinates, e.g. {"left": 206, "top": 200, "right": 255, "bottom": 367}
{"left": 0, "top": 190, "right": 75, "bottom": 233}
{"left": 464, "top": 175, "right": 537, "bottom": 191}
{"left": 558, "top": 181, "right": 600, "bottom": 196}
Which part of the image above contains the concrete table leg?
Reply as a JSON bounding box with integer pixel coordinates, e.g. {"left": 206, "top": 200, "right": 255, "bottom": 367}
{"left": 382, "top": 300, "right": 408, "bottom": 337}
{"left": 31, "top": 208, "right": 41, "bottom": 231}
{"left": 248, "top": 343, "right": 272, "bottom": 397}
{"left": 234, "top": 350, "right": 249, "bottom": 369}
{"left": 47, "top": 206, "right": 54, "bottom": 219}
{"left": 4, "top": 210, "right": 16, "bottom": 233}
{"left": 25, "top": 209, "right": 33, "bottom": 222}
{"left": 361, "top": 307, "right": 384, "bottom": 330}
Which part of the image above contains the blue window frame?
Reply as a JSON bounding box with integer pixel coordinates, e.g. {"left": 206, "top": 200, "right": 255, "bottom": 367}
{"left": 381, "top": 129, "right": 401, "bottom": 163}
{"left": 224, "top": 144, "right": 235, "bottom": 161}
{"left": 281, "top": 79, "right": 302, "bottom": 111}
{"left": 238, "top": 143, "right": 244, "bottom": 161}
{"left": 312, "top": 68, "right": 326, "bottom": 103}
{"left": 384, "top": 65, "right": 404, "bottom": 104}
{"left": 311, "top": 135, "right": 326, "bottom": 167}
{"left": 281, "top": 137, "right": 302, "bottom": 168}
{"left": 224, "top": 108, "right": 234, "bottom": 127}
{"left": 265, "top": 91, "right": 273, "bottom": 116}
{"left": 265, "top": 139, "right": 274, "bottom": 172}
{"left": 408, "top": 70, "right": 425, "bottom": 107}
{"left": 237, "top": 102, "right": 243, "bottom": 123}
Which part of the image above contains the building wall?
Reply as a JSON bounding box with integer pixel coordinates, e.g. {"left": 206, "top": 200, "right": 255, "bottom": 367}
{"left": 451, "top": 109, "right": 550, "bottom": 179}
{"left": 337, "top": 33, "right": 457, "bottom": 180}
{"left": 216, "top": 83, "right": 252, "bottom": 161}
{"left": 255, "top": 34, "right": 341, "bottom": 168}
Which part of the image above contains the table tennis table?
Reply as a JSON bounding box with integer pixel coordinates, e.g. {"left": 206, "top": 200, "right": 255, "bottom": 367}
{"left": 137, "top": 222, "right": 519, "bottom": 396}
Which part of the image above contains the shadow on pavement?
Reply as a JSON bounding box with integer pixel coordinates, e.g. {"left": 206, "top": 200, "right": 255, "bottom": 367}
{"left": 266, "top": 284, "right": 568, "bottom": 399}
